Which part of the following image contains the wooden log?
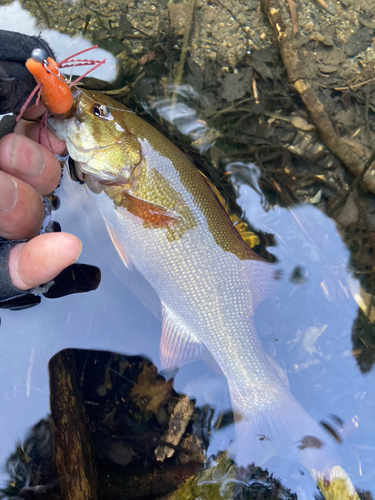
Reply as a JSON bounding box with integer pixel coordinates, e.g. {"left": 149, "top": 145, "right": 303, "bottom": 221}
{"left": 49, "top": 349, "right": 98, "bottom": 500}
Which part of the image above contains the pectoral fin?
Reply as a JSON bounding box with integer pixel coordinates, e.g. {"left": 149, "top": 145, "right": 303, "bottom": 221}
{"left": 120, "top": 192, "right": 181, "bottom": 229}
{"left": 160, "top": 304, "right": 204, "bottom": 371}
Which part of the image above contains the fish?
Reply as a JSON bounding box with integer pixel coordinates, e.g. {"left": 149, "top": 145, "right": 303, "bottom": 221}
{"left": 49, "top": 88, "right": 356, "bottom": 493}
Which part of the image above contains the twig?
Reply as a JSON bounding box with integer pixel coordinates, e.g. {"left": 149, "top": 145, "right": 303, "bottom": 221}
{"left": 102, "top": 85, "right": 130, "bottom": 97}
{"left": 286, "top": 0, "right": 299, "bottom": 34}
{"left": 314, "top": 0, "right": 336, "bottom": 14}
{"left": 365, "top": 89, "right": 371, "bottom": 140}
{"left": 334, "top": 77, "right": 375, "bottom": 91}
{"left": 252, "top": 77, "right": 259, "bottom": 104}
{"left": 315, "top": 0, "right": 329, "bottom": 9}
{"left": 295, "top": 79, "right": 375, "bottom": 191}
{"left": 171, "top": 0, "right": 196, "bottom": 107}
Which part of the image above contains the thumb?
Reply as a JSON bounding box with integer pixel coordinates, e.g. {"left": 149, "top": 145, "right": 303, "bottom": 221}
{"left": 8, "top": 232, "right": 82, "bottom": 290}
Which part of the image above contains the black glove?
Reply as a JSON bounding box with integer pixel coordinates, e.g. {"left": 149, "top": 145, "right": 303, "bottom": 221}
{"left": 0, "top": 235, "right": 101, "bottom": 310}
{"left": 0, "top": 30, "right": 101, "bottom": 309}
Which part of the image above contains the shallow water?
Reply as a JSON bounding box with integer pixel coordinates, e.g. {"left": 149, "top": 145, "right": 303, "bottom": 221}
{"left": 0, "top": 2, "right": 374, "bottom": 498}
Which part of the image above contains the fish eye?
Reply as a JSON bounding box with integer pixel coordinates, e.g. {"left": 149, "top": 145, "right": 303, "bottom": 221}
{"left": 92, "top": 103, "right": 109, "bottom": 118}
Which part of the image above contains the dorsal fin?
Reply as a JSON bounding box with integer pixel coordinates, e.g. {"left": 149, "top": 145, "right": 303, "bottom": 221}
{"left": 198, "top": 171, "right": 260, "bottom": 249}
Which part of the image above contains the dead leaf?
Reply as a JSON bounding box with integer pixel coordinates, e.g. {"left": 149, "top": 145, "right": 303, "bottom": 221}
{"left": 139, "top": 51, "right": 156, "bottom": 65}
{"left": 347, "top": 277, "right": 375, "bottom": 323}
{"left": 310, "top": 189, "right": 322, "bottom": 204}
{"left": 290, "top": 116, "right": 315, "bottom": 131}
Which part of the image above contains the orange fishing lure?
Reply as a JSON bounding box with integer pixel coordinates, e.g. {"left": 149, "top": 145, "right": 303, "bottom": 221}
{"left": 18, "top": 46, "right": 106, "bottom": 120}
{"left": 26, "top": 49, "right": 73, "bottom": 115}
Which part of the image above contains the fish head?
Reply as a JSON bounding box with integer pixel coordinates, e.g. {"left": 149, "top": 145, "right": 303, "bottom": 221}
{"left": 49, "top": 88, "right": 141, "bottom": 184}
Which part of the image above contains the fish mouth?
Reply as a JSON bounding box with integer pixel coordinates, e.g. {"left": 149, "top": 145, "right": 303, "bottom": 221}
{"left": 76, "top": 160, "right": 130, "bottom": 184}
{"left": 66, "top": 136, "right": 119, "bottom": 153}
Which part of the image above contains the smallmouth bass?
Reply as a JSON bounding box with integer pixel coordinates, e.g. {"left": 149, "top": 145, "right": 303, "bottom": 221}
{"left": 50, "top": 88, "right": 341, "bottom": 481}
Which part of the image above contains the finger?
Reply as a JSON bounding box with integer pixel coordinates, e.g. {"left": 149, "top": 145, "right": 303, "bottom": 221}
{"left": 14, "top": 119, "right": 66, "bottom": 155}
{"left": 23, "top": 101, "right": 47, "bottom": 120}
{"left": 0, "top": 171, "right": 45, "bottom": 239}
{"left": 8, "top": 233, "right": 82, "bottom": 290}
{"left": 0, "top": 133, "right": 61, "bottom": 195}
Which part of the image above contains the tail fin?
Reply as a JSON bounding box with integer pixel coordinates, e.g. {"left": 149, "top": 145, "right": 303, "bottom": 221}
{"left": 228, "top": 388, "right": 360, "bottom": 498}
{"left": 228, "top": 385, "right": 336, "bottom": 473}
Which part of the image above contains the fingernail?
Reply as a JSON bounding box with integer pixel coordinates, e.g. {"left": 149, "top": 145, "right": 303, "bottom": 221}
{"left": 0, "top": 172, "right": 18, "bottom": 212}
{"left": 11, "top": 135, "right": 46, "bottom": 177}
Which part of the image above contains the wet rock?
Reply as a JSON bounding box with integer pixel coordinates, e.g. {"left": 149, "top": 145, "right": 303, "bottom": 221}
{"left": 335, "top": 196, "right": 359, "bottom": 226}
{"left": 359, "top": 17, "right": 375, "bottom": 29}
{"left": 155, "top": 395, "right": 195, "bottom": 461}
{"left": 318, "top": 63, "right": 338, "bottom": 73}
{"left": 344, "top": 28, "right": 374, "bottom": 57}
{"left": 335, "top": 109, "right": 355, "bottom": 127}
{"left": 221, "top": 73, "right": 248, "bottom": 102}
{"left": 315, "top": 48, "right": 346, "bottom": 66}
{"left": 96, "top": 437, "right": 136, "bottom": 467}
{"left": 247, "top": 0, "right": 259, "bottom": 9}
{"left": 290, "top": 116, "right": 315, "bottom": 132}
{"left": 321, "top": 32, "right": 335, "bottom": 46}
{"left": 179, "top": 435, "right": 205, "bottom": 464}
{"left": 249, "top": 58, "right": 273, "bottom": 81}
{"left": 310, "top": 31, "right": 334, "bottom": 47}
{"left": 168, "top": 2, "right": 189, "bottom": 33}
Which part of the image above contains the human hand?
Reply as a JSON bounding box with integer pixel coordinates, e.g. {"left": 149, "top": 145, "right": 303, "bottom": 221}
{"left": 0, "top": 103, "right": 82, "bottom": 292}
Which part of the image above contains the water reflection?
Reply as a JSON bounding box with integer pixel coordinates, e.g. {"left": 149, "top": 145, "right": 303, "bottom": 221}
{"left": 148, "top": 85, "right": 221, "bottom": 153}
{"left": 233, "top": 165, "right": 375, "bottom": 494}
{"left": 0, "top": 349, "right": 300, "bottom": 500}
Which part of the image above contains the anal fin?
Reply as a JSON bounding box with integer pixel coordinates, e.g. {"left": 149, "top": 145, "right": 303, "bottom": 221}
{"left": 160, "top": 304, "right": 204, "bottom": 371}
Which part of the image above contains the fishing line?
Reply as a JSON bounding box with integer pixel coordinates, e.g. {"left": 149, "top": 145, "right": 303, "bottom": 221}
{"left": 79, "top": 88, "right": 136, "bottom": 115}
